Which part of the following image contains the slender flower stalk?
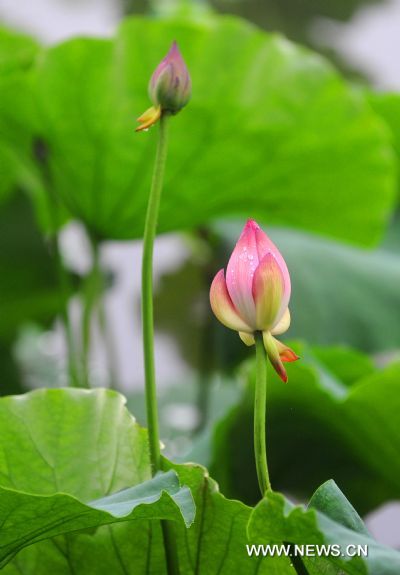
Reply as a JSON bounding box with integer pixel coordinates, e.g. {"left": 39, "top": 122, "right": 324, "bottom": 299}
{"left": 141, "top": 111, "right": 181, "bottom": 575}
{"left": 139, "top": 39, "right": 191, "bottom": 473}
{"left": 141, "top": 113, "right": 169, "bottom": 474}
{"left": 254, "top": 332, "right": 271, "bottom": 495}
{"left": 138, "top": 40, "right": 191, "bottom": 575}
{"left": 209, "top": 219, "right": 299, "bottom": 496}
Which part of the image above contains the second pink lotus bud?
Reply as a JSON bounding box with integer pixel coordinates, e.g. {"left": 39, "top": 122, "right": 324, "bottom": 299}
{"left": 210, "top": 219, "right": 299, "bottom": 382}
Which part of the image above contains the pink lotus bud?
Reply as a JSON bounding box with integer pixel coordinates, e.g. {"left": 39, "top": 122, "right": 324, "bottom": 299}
{"left": 210, "top": 219, "right": 299, "bottom": 382}
{"left": 136, "top": 41, "right": 191, "bottom": 132}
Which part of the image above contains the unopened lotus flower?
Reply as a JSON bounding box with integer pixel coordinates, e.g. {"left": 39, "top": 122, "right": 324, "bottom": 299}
{"left": 210, "top": 219, "right": 299, "bottom": 382}
{"left": 136, "top": 41, "right": 191, "bottom": 132}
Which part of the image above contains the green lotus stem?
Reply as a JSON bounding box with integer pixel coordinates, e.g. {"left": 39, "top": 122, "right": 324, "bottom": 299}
{"left": 254, "top": 331, "right": 271, "bottom": 496}
{"left": 141, "top": 114, "right": 180, "bottom": 574}
{"left": 286, "top": 545, "right": 310, "bottom": 575}
{"left": 81, "top": 234, "right": 102, "bottom": 388}
{"left": 141, "top": 114, "right": 169, "bottom": 474}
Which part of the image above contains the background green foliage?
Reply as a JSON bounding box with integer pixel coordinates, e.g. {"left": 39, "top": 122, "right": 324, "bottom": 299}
{"left": 5, "top": 18, "right": 396, "bottom": 243}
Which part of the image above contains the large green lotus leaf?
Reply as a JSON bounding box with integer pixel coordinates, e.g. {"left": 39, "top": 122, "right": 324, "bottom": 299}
{"left": 210, "top": 343, "right": 400, "bottom": 514}
{"left": 2, "top": 387, "right": 398, "bottom": 574}
{"left": 248, "top": 486, "right": 400, "bottom": 575}
{"left": 30, "top": 15, "right": 395, "bottom": 244}
{"left": 0, "top": 471, "right": 195, "bottom": 568}
{"left": 0, "top": 388, "right": 188, "bottom": 574}
{"left": 0, "top": 389, "right": 150, "bottom": 497}
{"left": 0, "top": 388, "right": 290, "bottom": 574}
{"left": 76, "top": 462, "right": 400, "bottom": 575}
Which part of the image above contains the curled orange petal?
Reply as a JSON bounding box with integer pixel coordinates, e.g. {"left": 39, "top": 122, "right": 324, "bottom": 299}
{"left": 274, "top": 338, "right": 299, "bottom": 363}
{"left": 263, "top": 331, "right": 288, "bottom": 383}
{"left": 263, "top": 332, "right": 299, "bottom": 382}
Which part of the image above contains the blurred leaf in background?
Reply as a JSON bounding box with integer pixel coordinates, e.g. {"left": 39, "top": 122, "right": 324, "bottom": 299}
{"left": 25, "top": 16, "right": 395, "bottom": 244}
{"left": 274, "top": 227, "right": 400, "bottom": 352}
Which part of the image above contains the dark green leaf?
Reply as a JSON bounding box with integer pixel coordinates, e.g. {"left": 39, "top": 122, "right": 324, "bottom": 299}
{"left": 0, "top": 471, "right": 195, "bottom": 568}
{"left": 309, "top": 480, "right": 370, "bottom": 536}
{"left": 211, "top": 343, "right": 400, "bottom": 513}
{"left": 170, "top": 462, "right": 292, "bottom": 574}
{"left": 248, "top": 488, "right": 400, "bottom": 575}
